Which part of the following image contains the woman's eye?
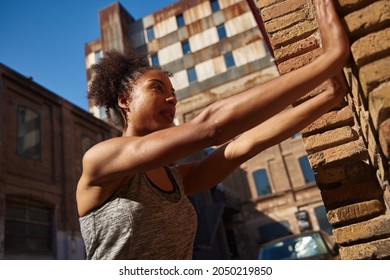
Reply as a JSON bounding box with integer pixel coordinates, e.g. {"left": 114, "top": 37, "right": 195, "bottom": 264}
{"left": 153, "top": 85, "right": 163, "bottom": 92}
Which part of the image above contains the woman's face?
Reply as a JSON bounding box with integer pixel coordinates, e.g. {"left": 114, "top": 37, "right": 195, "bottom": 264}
{"left": 123, "top": 69, "right": 177, "bottom": 135}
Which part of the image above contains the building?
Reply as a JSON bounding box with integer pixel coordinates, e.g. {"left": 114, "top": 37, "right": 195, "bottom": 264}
{"left": 84, "top": 0, "right": 334, "bottom": 259}
{"left": 260, "top": 0, "right": 390, "bottom": 259}
{"left": 0, "top": 63, "right": 116, "bottom": 259}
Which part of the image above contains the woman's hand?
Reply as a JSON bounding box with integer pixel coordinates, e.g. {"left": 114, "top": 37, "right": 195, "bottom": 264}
{"left": 315, "top": 0, "right": 350, "bottom": 68}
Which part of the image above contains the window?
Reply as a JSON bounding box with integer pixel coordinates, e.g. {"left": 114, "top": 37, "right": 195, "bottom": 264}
{"left": 314, "top": 205, "right": 334, "bottom": 235}
{"left": 187, "top": 67, "right": 197, "bottom": 83}
{"left": 217, "top": 24, "right": 227, "bottom": 40}
{"left": 5, "top": 195, "right": 54, "bottom": 257}
{"left": 147, "top": 26, "right": 155, "bottom": 41}
{"left": 17, "top": 106, "right": 41, "bottom": 160}
{"left": 224, "top": 52, "right": 235, "bottom": 68}
{"left": 299, "top": 156, "right": 315, "bottom": 184}
{"left": 176, "top": 13, "right": 185, "bottom": 28}
{"left": 94, "top": 50, "right": 103, "bottom": 63}
{"left": 210, "top": 0, "right": 220, "bottom": 12}
{"left": 252, "top": 169, "right": 271, "bottom": 196}
{"left": 151, "top": 54, "right": 159, "bottom": 66}
{"left": 181, "top": 40, "right": 190, "bottom": 54}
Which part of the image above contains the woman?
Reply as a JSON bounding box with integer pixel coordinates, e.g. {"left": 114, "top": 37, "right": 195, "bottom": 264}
{"left": 77, "top": 0, "right": 350, "bottom": 259}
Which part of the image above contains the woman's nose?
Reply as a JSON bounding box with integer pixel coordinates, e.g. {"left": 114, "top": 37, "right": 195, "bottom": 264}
{"left": 166, "top": 94, "right": 177, "bottom": 105}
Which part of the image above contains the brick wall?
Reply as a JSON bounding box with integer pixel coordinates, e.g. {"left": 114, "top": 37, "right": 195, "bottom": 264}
{"left": 257, "top": 0, "right": 390, "bottom": 259}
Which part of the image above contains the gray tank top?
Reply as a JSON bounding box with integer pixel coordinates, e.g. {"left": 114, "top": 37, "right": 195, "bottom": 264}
{"left": 79, "top": 166, "right": 198, "bottom": 259}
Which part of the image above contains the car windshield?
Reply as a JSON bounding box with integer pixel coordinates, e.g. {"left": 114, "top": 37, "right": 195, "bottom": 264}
{"left": 257, "top": 232, "right": 329, "bottom": 260}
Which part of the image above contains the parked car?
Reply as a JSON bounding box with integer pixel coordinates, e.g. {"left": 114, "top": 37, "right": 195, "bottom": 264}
{"left": 256, "top": 230, "right": 339, "bottom": 260}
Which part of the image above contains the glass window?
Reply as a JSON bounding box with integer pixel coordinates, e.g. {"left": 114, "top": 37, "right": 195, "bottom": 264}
{"left": 17, "top": 106, "right": 41, "bottom": 160}
{"left": 210, "top": 0, "right": 220, "bottom": 12}
{"left": 187, "top": 67, "right": 197, "bottom": 84}
{"left": 94, "top": 50, "right": 103, "bottom": 63}
{"left": 217, "top": 24, "right": 227, "bottom": 40}
{"left": 147, "top": 26, "right": 155, "bottom": 41}
{"left": 5, "top": 196, "right": 54, "bottom": 256}
{"left": 181, "top": 40, "right": 190, "bottom": 54}
{"left": 299, "top": 156, "right": 315, "bottom": 183}
{"left": 314, "top": 205, "right": 334, "bottom": 235}
{"left": 252, "top": 169, "right": 271, "bottom": 196}
{"left": 151, "top": 54, "right": 159, "bottom": 66}
{"left": 176, "top": 13, "right": 185, "bottom": 28}
{"left": 224, "top": 52, "right": 235, "bottom": 68}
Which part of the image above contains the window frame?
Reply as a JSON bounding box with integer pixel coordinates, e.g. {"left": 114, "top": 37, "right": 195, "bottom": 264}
{"left": 16, "top": 106, "right": 41, "bottom": 160}
{"left": 147, "top": 26, "right": 155, "bottom": 41}
{"left": 176, "top": 13, "right": 185, "bottom": 28}
{"left": 217, "top": 24, "right": 227, "bottom": 40}
{"left": 252, "top": 169, "right": 272, "bottom": 197}
{"left": 187, "top": 67, "right": 198, "bottom": 84}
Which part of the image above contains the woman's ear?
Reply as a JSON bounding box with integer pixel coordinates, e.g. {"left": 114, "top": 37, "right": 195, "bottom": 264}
{"left": 118, "top": 93, "right": 129, "bottom": 110}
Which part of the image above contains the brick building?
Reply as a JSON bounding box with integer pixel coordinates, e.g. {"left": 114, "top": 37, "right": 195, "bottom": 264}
{"left": 0, "top": 63, "right": 116, "bottom": 259}
{"left": 258, "top": 0, "right": 390, "bottom": 259}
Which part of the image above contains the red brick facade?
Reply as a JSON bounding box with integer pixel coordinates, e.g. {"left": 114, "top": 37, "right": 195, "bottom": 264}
{"left": 258, "top": 0, "right": 390, "bottom": 259}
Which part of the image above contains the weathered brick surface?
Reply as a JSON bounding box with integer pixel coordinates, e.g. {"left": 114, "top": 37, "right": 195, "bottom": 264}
{"left": 265, "top": 9, "right": 309, "bottom": 33}
{"left": 278, "top": 47, "right": 322, "bottom": 74}
{"left": 359, "top": 56, "right": 390, "bottom": 96}
{"left": 261, "top": 0, "right": 307, "bottom": 22}
{"left": 333, "top": 215, "right": 390, "bottom": 245}
{"left": 259, "top": 0, "right": 390, "bottom": 259}
{"left": 308, "top": 139, "right": 368, "bottom": 171}
{"left": 273, "top": 35, "right": 319, "bottom": 63}
{"left": 303, "top": 126, "right": 358, "bottom": 154}
{"left": 351, "top": 27, "right": 390, "bottom": 67}
{"left": 379, "top": 118, "right": 390, "bottom": 159}
{"left": 301, "top": 106, "right": 354, "bottom": 137}
{"left": 269, "top": 21, "right": 317, "bottom": 48}
{"left": 327, "top": 200, "right": 383, "bottom": 225}
{"left": 320, "top": 178, "right": 382, "bottom": 208}
{"left": 257, "top": 0, "right": 280, "bottom": 9}
{"left": 316, "top": 160, "right": 376, "bottom": 187}
{"left": 369, "top": 86, "right": 390, "bottom": 130}
{"left": 339, "top": 237, "right": 390, "bottom": 260}
{"left": 343, "top": 1, "right": 390, "bottom": 38}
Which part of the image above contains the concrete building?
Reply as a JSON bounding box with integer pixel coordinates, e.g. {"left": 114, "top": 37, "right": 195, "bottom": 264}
{"left": 0, "top": 63, "right": 116, "bottom": 259}
{"left": 84, "top": 0, "right": 334, "bottom": 259}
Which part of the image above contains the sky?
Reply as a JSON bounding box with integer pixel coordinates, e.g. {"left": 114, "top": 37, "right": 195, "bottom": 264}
{"left": 0, "top": 0, "right": 178, "bottom": 112}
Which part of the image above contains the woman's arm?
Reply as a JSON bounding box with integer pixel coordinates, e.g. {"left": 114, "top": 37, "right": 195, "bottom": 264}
{"left": 181, "top": 74, "right": 348, "bottom": 194}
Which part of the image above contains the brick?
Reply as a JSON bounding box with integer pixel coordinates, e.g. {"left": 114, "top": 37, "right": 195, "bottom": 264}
{"left": 303, "top": 126, "right": 359, "bottom": 154}
{"left": 261, "top": 0, "right": 307, "bottom": 22}
{"left": 327, "top": 199, "right": 383, "bottom": 225}
{"left": 351, "top": 27, "right": 390, "bottom": 68}
{"left": 336, "top": 0, "right": 379, "bottom": 15}
{"left": 384, "top": 186, "right": 390, "bottom": 211}
{"left": 369, "top": 86, "right": 390, "bottom": 130}
{"left": 343, "top": 1, "right": 390, "bottom": 39}
{"left": 359, "top": 56, "right": 390, "bottom": 96}
{"left": 316, "top": 160, "right": 376, "bottom": 187}
{"left": 379, "top": 118, "right": 390, "bottom": 159}
{"left": 274, "top": 35, "right": 319, "bottom": 63}
{"left": 257, "top": 0, "right": 280, "bottom": 9}
{"left": 278, "top": 47, "right": 322, "bottom": 74}
{"left": 319, "top": 178, "right": 383, "bottom": 209}
{"left": 269, "top": 20, "right": 317, "bottom": 48}
{"left": 301, "top": 106, "right": 354, "bottom": 137}
{"left": 333, "top": 215, "right": 390, "bottom": 245}
{"left": 308, "top": 139, "right": 368, "bottom": 171}
{"left": 265, "top": 9, "right": 309, "bottom": 33}
{"left": 339, "top": 237, "right": 390, "bottom": 260}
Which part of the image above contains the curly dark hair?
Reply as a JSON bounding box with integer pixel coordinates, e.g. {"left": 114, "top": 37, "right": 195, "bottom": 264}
{"left": 88, "top": 47, "right": 158, "bottom": 129}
